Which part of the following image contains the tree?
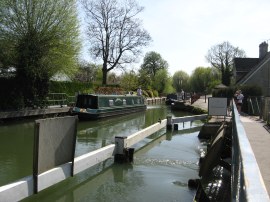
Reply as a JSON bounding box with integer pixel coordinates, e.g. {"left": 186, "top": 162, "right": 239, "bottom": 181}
{"left": 189, "top": 67, "right": 220, "bottom": 93}
{"left": 205, "top": 41, "right": 246, "bottom": 86}
{"left": 119, "top": 70, "right": 139, "bottom": 91}
{"left": 138, "top": 68, "right": 152, "bottom": 90}
{"left": 82, "top": 0, "right": 151, "bottom": 85}
{"left": 152, "top": 69, "right": 170, "bottom": 94}
{"left": 107, "top": 72, "right": 119, "bottom": 85}
{"left": 172, "top": 70, "right": 189, "bottom": 92}
{"left": 140, "top": 51, "right": 168, "bottom": 77}
{"left": 0, "top": 0, "right": 80, "bottom": 107}
{"left": 74, "top": 61, "right": 100, "bottom": 83}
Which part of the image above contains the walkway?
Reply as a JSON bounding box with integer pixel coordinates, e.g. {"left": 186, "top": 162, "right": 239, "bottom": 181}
{"left": 240, "top": 115, "right": 270, "bottom": 195}
{"left": 191, "top": 96, "right": 270, "bottom": 196}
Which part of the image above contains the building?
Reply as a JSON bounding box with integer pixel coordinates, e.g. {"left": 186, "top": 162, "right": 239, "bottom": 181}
{"left": 234, "top": 42, "right": 270, "bottom": 96}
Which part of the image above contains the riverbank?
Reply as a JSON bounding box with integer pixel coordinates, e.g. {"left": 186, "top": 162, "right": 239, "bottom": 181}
{"left": 0, "top": 97, "right": 165, "bottom": 122}
{"left": 0, "top": 107, "right": 71, "bottom": 121}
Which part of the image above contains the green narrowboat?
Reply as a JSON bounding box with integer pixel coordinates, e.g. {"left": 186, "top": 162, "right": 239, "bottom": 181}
{"left": 72, "top": 94, "right": 146, "bottom": 119}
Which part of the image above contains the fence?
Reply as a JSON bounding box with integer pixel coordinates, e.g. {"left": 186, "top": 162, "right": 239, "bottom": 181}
{"left": 231, "top": 101, "right": 269, "bottom": 201}
{"left": 47, "top": 93, "right": 75, "bottom": 107}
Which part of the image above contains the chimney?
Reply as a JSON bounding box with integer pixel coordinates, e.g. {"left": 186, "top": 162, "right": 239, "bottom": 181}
{"left": 259, "top": 41, "right": 268, "bottom": 59}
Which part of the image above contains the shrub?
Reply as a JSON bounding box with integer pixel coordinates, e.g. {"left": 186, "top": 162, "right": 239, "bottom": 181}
{"left": 49, "top": 81, "right": 94, "bottom": 96}
{"left": 0, "top": 78, "right": 24, "bottom": 111}
{"left": 142, "top": 90, "right": 149, "bottom": 97}
{"left": 152, "top": 90, "right": 159, "bottom": 97}
{"left": 146, "top": 90, "right": 153, "bottom": 98}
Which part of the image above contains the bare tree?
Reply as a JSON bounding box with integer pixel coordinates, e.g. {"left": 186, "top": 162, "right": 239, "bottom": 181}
{"left": 206, "top": 41, "right": 246, "bottom": 86}
{"left": 82, "top": 0, "right": 151, "bottom": 85}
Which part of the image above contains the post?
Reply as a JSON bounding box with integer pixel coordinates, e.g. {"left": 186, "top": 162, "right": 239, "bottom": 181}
{"left": 114, "top": 136, "right": 134, "bottom": 163}
{"left": 166, "top": 115, "right": 173, "bottom": 130}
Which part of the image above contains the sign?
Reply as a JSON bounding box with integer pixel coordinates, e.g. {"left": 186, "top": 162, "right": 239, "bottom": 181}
{"left": 208, "top": 97, "right": 227, "bottom": 116}
{"left": 33, "top": 116, "right": 78, "bottom": 193}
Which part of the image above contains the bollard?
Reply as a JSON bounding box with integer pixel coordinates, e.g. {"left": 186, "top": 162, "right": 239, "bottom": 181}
{"left": 166, "top": 115, "right": 173, "bottom": 130}
{"left": 114, "top": 136, "right": 134, "bottom": 163}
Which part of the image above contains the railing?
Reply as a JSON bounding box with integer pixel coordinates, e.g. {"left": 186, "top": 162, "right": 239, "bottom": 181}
{"left": 247, "top": 96, "right": 262, "bottom": 116}
{"left": 47, "top": 93, "right": 75, "bottom": 107}
{"left": 231, "top": 101, "right": 269, "bottom": 201}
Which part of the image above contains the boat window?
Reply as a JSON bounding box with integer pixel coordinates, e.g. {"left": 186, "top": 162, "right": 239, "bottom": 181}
{"left": 76, "top": 95, "right": 93, "bottom": 108}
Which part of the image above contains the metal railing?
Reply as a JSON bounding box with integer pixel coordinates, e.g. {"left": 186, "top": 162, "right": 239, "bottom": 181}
{"left": 231, "top": 101, "right": 269, "bottom": 201}
{"left": 47, "top": 93, "right": 75, "bottom": 107}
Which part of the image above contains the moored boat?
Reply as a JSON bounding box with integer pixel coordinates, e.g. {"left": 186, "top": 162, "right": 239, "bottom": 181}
{"left": 171, "top": 100, "right": 186, "bottom": 110}
{"left": 165, "top": 93, "right": 178, "bottom": 105}
{"left": 72, "top": 94, "right": 146, "bottom": 119}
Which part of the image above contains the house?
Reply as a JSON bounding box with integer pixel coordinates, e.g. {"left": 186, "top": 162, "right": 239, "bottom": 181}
{"left": 234, "top": 42, "right": 270, "bottom": 96}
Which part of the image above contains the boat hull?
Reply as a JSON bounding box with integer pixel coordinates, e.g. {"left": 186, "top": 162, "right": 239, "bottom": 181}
{"left": 72, "top": 94, "right": 146, "bottom": 120}
{"left": 72, "top": 105, "right": 146, "bottom": 120}
{"left": 171, "top": 101, "right": 186, "bottom": 110}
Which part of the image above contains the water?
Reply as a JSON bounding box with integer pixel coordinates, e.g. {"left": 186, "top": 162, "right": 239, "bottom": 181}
{"left": 0, "top": 104, "right": 203, "bottom": 201}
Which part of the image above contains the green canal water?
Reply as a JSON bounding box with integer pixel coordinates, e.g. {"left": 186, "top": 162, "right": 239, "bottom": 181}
{"left": 0, "top": 104, "right": 204, "bottom": 202}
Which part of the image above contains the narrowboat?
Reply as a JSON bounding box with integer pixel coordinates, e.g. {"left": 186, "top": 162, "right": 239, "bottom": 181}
{"left": 72, "top": 94, "right": 146, "bottom": 119}
{"left": 171, "top": 100, "right": 186, "bottom": 110}
{"left": 165, "top": 93, "right": 178, "bottom": 105}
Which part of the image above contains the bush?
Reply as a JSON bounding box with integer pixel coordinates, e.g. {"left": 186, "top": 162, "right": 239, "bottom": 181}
{"left": 0, "top": 78, "right": 25, "bottom": 111}
{"left": 142, "top": 90, "right": 149, "bottom": 97}
{"left": 146, "top": 90, "right": 153, "bottom": 98}
{"left": 152, "top": 90, "right": 159, "bottom": 97}
{"left": 49, "top": 81, "right": 94, "bottom": 96}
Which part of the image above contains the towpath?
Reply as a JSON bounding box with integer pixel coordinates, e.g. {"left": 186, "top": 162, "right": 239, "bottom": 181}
{"left": 191, "top": 95, "right": 270, "bottom": 196}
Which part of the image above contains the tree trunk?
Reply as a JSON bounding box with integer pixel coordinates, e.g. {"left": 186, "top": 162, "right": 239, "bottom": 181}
{"left": 102, "top": 63, "right": 107, "bottom": 85}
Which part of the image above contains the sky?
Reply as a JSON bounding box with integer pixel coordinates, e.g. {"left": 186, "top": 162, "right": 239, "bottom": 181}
{"left": 79, "top": 0, "right": 270, "bottom": 76}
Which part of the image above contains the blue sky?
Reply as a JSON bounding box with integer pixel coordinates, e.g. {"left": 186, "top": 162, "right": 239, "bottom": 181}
{"left": 79, "top": 0, "right": 270, "bottom": 76}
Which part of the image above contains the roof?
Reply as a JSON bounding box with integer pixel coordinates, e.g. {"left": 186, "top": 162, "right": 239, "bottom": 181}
{"left": 214, "top": 83, "right": 228, "bottom": 89}
{"left": 237, "top": 52, "right": 270, "bottom": 84}
{"left": 234, "top": 58, "right": 260, "bottom": 72}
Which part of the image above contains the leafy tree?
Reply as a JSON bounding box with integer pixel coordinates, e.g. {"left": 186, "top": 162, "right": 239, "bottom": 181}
{"left": 172, "top": 70, "right": 189, "bottom": 92}
{"left": 140, "top": 51, "right": 168, "bottom": 77}
{"left": 0, "top": 0, "right": 80, "bottom": 107}
{"left": 119, "top": 70, "right": 139, "bottom": 91}
{"left": 82, "top": 0, "right": 151, "bottom": 85}
{"left": 152, "top": 69, "right": 170, "bottom": 94}
{"left": 107, "top": 72, "right": 119, "bottom": 85}
{"left": 138, "top": 68, "right": 152, "bottom": 90}
{"left": 205, "top": 41, "right": 245, "bottom": 86}
{"left": 189, "top": 67, "right": 220, "bottom": 93}
{"left": 163, "top": 77, "right": 175, "bottom": 94}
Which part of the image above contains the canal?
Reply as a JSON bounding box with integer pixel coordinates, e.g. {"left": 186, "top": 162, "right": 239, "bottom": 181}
{"left": 0, "top": 104, "right": 204, "bottom": 202}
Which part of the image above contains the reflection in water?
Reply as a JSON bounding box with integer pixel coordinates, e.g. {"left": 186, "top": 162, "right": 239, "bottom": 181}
{"left": 75, "top": 112, "right": 146, "bottom": 156}
{"left": 0, "top": 120, "right": 34, "bottom": 186}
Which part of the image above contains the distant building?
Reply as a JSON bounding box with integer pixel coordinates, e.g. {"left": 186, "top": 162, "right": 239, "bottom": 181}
{"left": 51, "top": 73, "right": 71, "bottom": 81}
{"left": 234, "top": 42, "right": 270, "bottom": 96}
